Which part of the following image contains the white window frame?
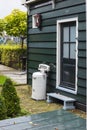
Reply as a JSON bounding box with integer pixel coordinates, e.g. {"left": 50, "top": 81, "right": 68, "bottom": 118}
{"left": 56, "top": 17, "right": 78, "bottom": 94}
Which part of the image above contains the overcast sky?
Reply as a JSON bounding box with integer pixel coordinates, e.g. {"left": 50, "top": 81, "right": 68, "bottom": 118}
{"left": 0, "top": 0, "right": 27, "bottom": 18}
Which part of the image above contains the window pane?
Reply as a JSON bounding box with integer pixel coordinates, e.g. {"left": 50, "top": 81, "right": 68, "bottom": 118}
{"left": 63, "top": 27, "right": 69, "bottom": 42}
{"left": 70, "top": 26, "right": 76, "bottom": 42}
{"left": 63, "top": 43, "right": 69, "bottom": 58}
{"left": 70, "top": 43, "right": 76, "bottom": 59}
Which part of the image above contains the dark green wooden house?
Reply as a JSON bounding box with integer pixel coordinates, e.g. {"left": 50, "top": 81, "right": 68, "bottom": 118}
{"left": 22, "top": 0, "right": 86, "bottom": 111}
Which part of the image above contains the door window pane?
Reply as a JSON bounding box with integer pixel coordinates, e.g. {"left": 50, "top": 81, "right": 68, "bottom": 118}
{"left": 70, "top": 26, "right": 76, "bottom": 42}
{"left": 70, "top": 43, "right": 76, "bottom": 59}
{"left": 63, "top": 27, "right": 69, "bottom": 42}
{"left": 63, "top": 43, "right": 69, "bottom": 58}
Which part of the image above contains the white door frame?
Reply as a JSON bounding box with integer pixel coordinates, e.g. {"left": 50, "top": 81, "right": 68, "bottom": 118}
{"left": 56, "top": 17, "right": 78, "bottom": 94}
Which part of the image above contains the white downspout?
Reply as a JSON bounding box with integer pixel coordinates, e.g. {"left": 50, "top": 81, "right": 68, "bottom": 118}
{"left": 52, "top": 0, "right": 55, "bottom": 9}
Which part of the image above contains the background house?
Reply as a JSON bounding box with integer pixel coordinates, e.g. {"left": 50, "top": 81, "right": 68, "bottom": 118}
{"left": 23, "top": 0, "right": 86, "bottom": 111}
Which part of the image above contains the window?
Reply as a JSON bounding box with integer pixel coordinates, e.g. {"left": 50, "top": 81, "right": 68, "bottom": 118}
{"left": 56, "top": 17, "right": 78, "bottom": 94}
{"left": 62, "top": 23, "right": 76, "bottom": 59}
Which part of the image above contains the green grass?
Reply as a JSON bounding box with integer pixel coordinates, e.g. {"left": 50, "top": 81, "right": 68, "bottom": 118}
{"left": 0, "top": 75, "right": 7, "bottom": 86}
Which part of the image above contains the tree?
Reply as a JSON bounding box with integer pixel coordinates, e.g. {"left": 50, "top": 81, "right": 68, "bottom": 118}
{"left": 5, "top": 9, "right": 27, "bottom": 48}
{"left": 0, "top": 19, "right": 5, "bottom": 35}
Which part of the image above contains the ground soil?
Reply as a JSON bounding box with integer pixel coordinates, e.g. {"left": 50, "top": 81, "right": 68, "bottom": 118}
{"left": 15, "top": 85, "right": 86, "bottom": 119}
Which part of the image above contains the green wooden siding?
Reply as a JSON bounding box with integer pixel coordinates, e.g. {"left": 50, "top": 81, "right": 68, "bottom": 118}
{"left": 29, "top": 33, "right": 56, "bottom": 42}
{"left": 27, "top": 0, "right": 86, "bottom": 111}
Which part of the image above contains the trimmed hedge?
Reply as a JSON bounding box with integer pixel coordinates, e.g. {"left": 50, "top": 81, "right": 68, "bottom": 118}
{"left": 1, "top": 78, "right": 21, "bottom": 117}
{"left": 0, "top": 95, "right": 7, "bottom": 120}
{"left": 0, "top": 44, "right": 27, "bottom": 69}
{"left": 0, "top": 47, "right": 3, "bottom": 63}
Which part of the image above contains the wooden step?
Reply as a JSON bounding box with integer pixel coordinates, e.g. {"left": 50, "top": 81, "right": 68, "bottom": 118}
{"left": 47, "top": 93, "right": 76, "bottom": 110}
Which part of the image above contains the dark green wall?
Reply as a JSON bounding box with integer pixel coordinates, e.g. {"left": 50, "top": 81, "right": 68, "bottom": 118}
{"left": 27, "top": 0, "right": 86, "bottom": 111}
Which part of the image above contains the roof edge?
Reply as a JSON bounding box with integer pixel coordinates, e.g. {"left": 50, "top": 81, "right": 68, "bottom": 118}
{"left": 21, "top": 0, "right": 41, "bottom": 5}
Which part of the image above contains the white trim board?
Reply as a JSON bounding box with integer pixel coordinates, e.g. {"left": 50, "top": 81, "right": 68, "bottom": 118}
{"left": 56, "top": 17, "right": 78, "bottom": 94}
